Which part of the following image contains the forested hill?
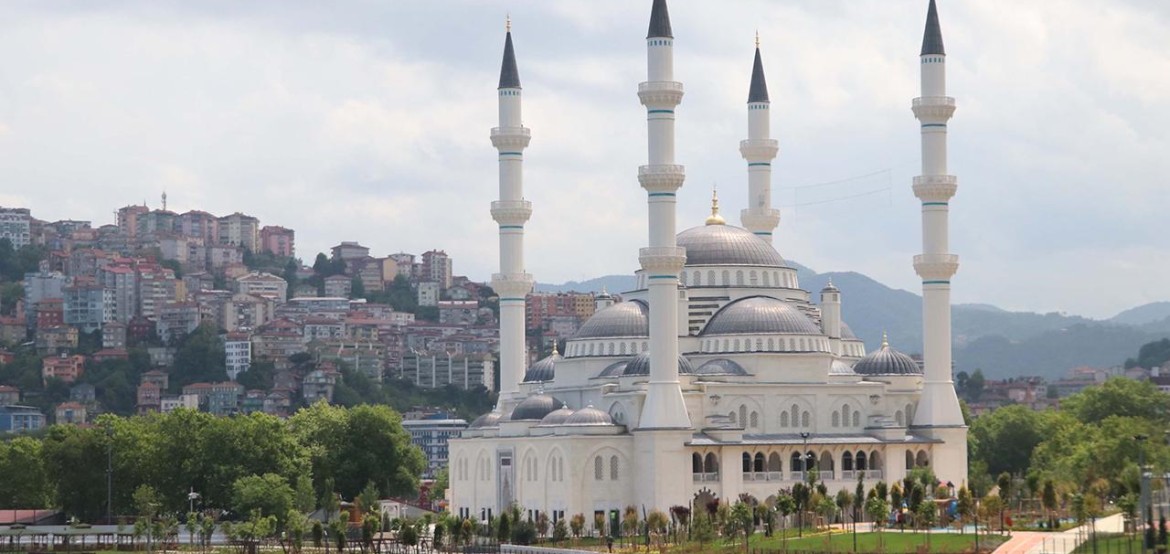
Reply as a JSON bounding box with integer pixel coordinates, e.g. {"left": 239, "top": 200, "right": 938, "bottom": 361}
{"left": 538, "top": 266, "right": 1170, "bottom": 380}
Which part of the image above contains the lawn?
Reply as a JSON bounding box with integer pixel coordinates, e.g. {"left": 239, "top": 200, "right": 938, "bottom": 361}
{"left": 1071, "top": 533, "right": 1145, "bottom": 554}
{"left": 738, "top": 530, "right": 1007, "bottom": 553}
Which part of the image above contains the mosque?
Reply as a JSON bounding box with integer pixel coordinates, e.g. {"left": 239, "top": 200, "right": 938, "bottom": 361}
{"left": 449, "top": 0, "right": 968, "bottom": 526}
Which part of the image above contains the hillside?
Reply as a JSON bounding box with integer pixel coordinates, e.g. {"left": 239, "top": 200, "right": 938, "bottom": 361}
{"left": 537, "top": 264, "right": 1169, "bottom": 380}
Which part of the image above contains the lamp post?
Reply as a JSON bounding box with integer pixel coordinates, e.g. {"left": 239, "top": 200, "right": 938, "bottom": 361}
{"left": 106, "top": 423, "right": 113, "bottom": 525}
{"left": 1136, "top": 434, "right": 1150, "bottom": 554}
{"left": 187, "top": 489, "right": 200, "bottom": 515}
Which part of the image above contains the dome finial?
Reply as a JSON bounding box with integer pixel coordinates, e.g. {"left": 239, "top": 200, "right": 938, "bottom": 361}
{"left": 755, "top": 29, "right": 760, "bottom": 49}
{"left": 551, "top": 340, "right": 559, "bottom": 355}
{"left": 706, "top": 186, "right": 726, "bottom": 225}
{"left": 881, "top": 331, "right": 889, "bottom": 348}
{"left": 506, "top": 13, "right": 511, "bottom": 33}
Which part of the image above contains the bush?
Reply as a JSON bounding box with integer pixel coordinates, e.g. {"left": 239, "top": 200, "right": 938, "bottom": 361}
{"left": 511, "top": 520, "right": 537, "bottom": 545}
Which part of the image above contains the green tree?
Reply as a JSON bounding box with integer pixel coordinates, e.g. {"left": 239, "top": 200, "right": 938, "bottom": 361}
{"left": 690, "top": 507, "right": 716, "bottom": 549}
{"left": 552, "top": 518, "right": 568, "bottom": 542}
{"left": 1042, "top": 480, "right": 1058, "bottom": 528}
{"left": 775, "top": 490, "right": 796, "bottom": 548}
{"left": 1061, "top": 377, "right": 1170, "bottom": 423}
{"left": 865, "top": 496, "right": 890, "bottom": 549}
{"left": 172, "top": 322, "right": 227, "bottom": 387}
{"left": 569, "top": 513, "right": 585, "bottom": 541}
{"left": 497, "top": 512, "right": 511, "bottom": 543}
{"left": 970, "top": 404, "right": 1050, "bottom": 476}
{"left": 231, "top": 473, "right": 294, "bottom": 527}
{"left": 731, "top": 501, "right": 754, "bottom": 551}
{"left": 0, "top": 436, "right": 52, "bottom": 508}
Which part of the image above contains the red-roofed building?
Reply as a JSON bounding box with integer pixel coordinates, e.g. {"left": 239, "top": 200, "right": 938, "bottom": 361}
{"left": 92, "top": 348, "right": 129, "bottom": 363}
{"left": 54, "top": 401, "right": 87, "bottom": 425}
{"left": 42, "top": 354, "right": 85, "bottom": 384}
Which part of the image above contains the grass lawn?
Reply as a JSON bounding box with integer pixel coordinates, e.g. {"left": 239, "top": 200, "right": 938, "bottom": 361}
{"left": 739, "top": 530, "right": 1007, "bottom": 553}
{"left": 1071, "top": 533, "right": 1144, "bottom": 554}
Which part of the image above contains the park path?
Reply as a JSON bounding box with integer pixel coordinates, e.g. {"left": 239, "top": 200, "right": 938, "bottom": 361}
{"left": 993, "top": 514, "right": 1125, "bottom": 554}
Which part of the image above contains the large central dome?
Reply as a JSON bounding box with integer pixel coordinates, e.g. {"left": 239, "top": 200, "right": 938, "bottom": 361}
{"left": 676, "top": 224, "right": 786, "bottom": 267}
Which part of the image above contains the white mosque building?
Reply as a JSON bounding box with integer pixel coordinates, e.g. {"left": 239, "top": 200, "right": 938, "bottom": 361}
{"left": 450, "top": 0, "right": 967, "bottom": 526}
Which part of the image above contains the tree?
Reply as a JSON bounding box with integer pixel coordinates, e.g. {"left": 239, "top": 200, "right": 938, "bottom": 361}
{"left": 865, "top": 496, "right": 890, "bottom": 550}
{"left": 969, "top": 405, "right": 1051, "bottom": 476}
{"left": 957, "top": 486, "right": 974, "bottom": 532}
{"left": 1061, "top": 377, "right": 1170, "bottom": 423}
{"left": 731, "top": 501, "right": 754, "bottom": 552}
{"left": 775, "top": 490, "right": 796, "bottom": 548}
{"left": 535, "top": 511, "right": 550, "bottom": 541}
{"left": 172, "top": 322, "right": 228, "bottom": 387}
{"left": 836, "top": 489, "right": 854, "bottom": 528}
{"left": 552, "top": 518, "right": 568, "bottom": 542}
{"left": 285, "top": 510, "right": 309, "bottom": 554}
{"left": 357, "top": 481, "right": 380, "bottom": 515}
{"left": 621, "top": 505, "right": 639, "bottom": 545}
{"left": 646, "top": 509, "right": 669, "bottom": 551}
{"left": 0, "top": 436, "right": 52, "bottom": 508}
{"left": 996, "top": 472, "right": 1011, "bottom": 532}
{"left": 1042, "top": 479, "right": 1058, "bottom": 529}
{"left": 690, "top": 507, "right": 716, "bottom": 549}
{"left": 232, "top": 474, "right": 295, "bottom": 528}
{"left": 569, "top": 513, "right": 585, "bottom": 541}
{"left": 497, "top": 512, "right": 510, "bottom": 544}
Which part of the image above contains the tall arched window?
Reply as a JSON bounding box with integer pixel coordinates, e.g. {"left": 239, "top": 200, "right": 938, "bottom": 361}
{"left": 742, "top": 453, "right": 751, "bottom": 473}
{"left": 832, "top": 411, "right": 840, "bottom": 428}
{"left": 753, "top": 452, "right": 765, "bottom": 473}
{"left": 721, "top": 270, "right": 730, "bottom": 285}
{"left": 768, "top": 452, "right": 782, "bottom": 472}
{"left": 610, "top": 455, "right": 620, "bottom": 480}
{"left": 853, "top": 412, "right": 861, "bottom": 427}
{"left": 749, "top": 271, "right": 758, "bottom": 285}
{"left": 704, "top": 453, "right": 719, "bottom": 473}
{"left": 738, "top": 405, "right": 747, "bottom": 424}
{"left": 692, "top": 453, "right": 703, "bottom": 474}
{"left": 801, "top": 411, "right": 810, "bottom": 427}
{"left": 842, "top": 405, "right": 851, "bottom": 425}
{"left": 736, "top": 271, "right": 744, "bottom": 285}
{"left": 895, "top": 410, "right": 904, "bottom": 426}
{"left": 728, "top": 411, "right": 737, "bottom": 424}
{"left": 856, "top": 451, "right": 868, "bottom": 471}
{"left": 619, "top": 342, "right": 626, "bottom": 355}
{"left": 750, "top": 411, "right": 759, "bottom": 429}
{"left": 780, "top": 411, "right": 789, "bottom": 427}
{"left": 707, "top": 270, "right": 716, "bottom": 284}
{"left": 843, "top": 452, "right": 854, "bottom": 471}
{"left": 595, "top": 456, "right": 603, "bottom": 480}
{"left": 763, "top": 272, "right": 771, "bottom": 287}
{"left": 693, "top": 271, "right": 701, "bottom": 285}
{"left": 791, "top": 452, "right": 802, "bottom": 472}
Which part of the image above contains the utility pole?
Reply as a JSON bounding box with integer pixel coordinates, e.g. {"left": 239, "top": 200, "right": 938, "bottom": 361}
{"left": 106, "top": 424, "right": 113, "bottom": 525}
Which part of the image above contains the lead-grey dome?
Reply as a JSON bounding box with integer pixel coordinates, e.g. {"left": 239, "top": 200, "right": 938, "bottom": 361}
{"left": 573, "top": 300, "right": 649, "bottom": 339}
{"left": 676, "top": 224, "right": 786, "bottom": 267}
{"left": 468, "top": 411, "right": 502, "bottom": 429}
{"left": 511, "top": 394, "right": 565, "bottom": 421}
{"left": 538, "top": 406, "right": 574, "bottom": 426}
{"left": 598, "top": 359, "right": 632, "bottom": 378}
{"left": 523, "top": 352, "right": 560, "bottom": 382}
{"left": 854, "top": 342, "right": 921, "bottom": 376}
{"left": 841, "top": 322, "right": 859, "bottom": 340}
{"left": 623, "top": 351, "right": 695, "bottom": 377}
{"left": 695, "top": 358, "right": 749, "bottom": 376}
{"left": 701, "top": 296, "right": 822, "bottom": 336}
{"left": 563, "top": 405, "right": 615, "bottom": 426}
{"left": 830, "top": 360, "right": 856, "bottom": 376}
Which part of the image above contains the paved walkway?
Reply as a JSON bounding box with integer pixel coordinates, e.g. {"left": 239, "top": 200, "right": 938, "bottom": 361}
{"left": 994, "top": 514, "right": 1125, "bottom": 554}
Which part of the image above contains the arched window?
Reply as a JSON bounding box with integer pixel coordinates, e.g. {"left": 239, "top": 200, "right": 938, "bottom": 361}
{"left": 780, "top": 411, "right": 789, "bottom": 427}
{"left": 595, "top": 456, "right": 604, "bottom": 480}
{"left": 768, "top": 452, "right": 782, "bottom": 472}
{"left": 642, "top": 341, "right": 648, "bottom": 351}
{"left": 801, "top": 411, "right": 810, "bottom": 428}
{"left": 750, "top": 411, "right": 759, "bottom": 429}
{"left": 610, "top": 455, "right": 620, "bottom": 480}
{"left": 619, "top": 342, "right": 626, "bottom": 355}
{"left": 723, "top": 339, "right": 729, "bottom": 351}
{"left": 768, "top": 338, "right": 775, "bottom": 350}
{"left": 704, "top": 453, "right": 719, "bottom": 473}
{"left": 608, "top": 343, "right": 614, "bottom": 355}
{"left": 693, "top": 271, "right": 701, "bottom": 285}
{"left": 749, "top": 271, "right": 758, "bottom": 285}
{"left": 842, "top": 405, "right": 851, "bottom": 424}
{"left": 692, "top": 453, "right": 703, "bottom": 474}
{"left": 728, "top": 411, "right": 737, "bottom": 424}
{"left": 588, "top": 343, "right": 595, "bottom": 356}
{"left": 832, "top": 411, "right": 840, "bottom": 428}
{"left": 755, "top": 338, "right": 763, "bottom": 351}
{"left": 870, "top": 451, "right": 882, "bottom": 471}
{"left": 736, "top": 271, "right": 744, "bottom": 286}
{"left": 905, "top": 451, "right": 914, "bottom": 470}
{"left": 916, "top": 450, "right": 929, "bottom": 468}
{"left": 738, "top": 406, "right": 747, "bottom": 424}
{"left": 722, "top": 270, "right": 730, "bottom": 285}
{"left": 742, "top": 452, "right": 752, "bottom": 473}
{"left": 853, "top": 412, "right": 861, "bottom": 427}
{"left": 734, "top": 338, "right": 741, "bottom": 351}
{"left": 843, "top": 451, "right": 854, "bottom": 471}
{"left": 558, "top": 458, "right": 564, "bottom": 482}
{"left": 791, "top": 404, "right": 799, "bottom": 425}
{"left": 856, "top": 451, "right": 868, "bottom": 471}
{"left": 818, "top": 451, "right": 833, "bottom": 471}
{"left": 754, "top": 453, "right": 765, "bottom": 473}
{"left": 799, "top": 338, "right": 806, "bottom": 351}
{"left": 763, "top": 272, "right": 770, "bottom": 287}
{"left": 895, "top": 410, "right": 904, "bottom": 426}
{"left": 791, "top": 452, "right": 803, "bottom": 472}
{"left": 679, "top": 272, "right": 686, "bottom": 285}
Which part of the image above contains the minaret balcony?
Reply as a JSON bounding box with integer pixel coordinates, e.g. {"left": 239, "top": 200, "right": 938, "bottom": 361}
{"left": 491, "top": 200, "right": 533, "bottom": 226}
{"left": 639, "top": 164, "right": 686, "bottom": 193}
{"left": 740, "top": 208, "right": 781, "bottom": 229}
{"left": 638, "top": 81, "right": 684, "bottom": 107}
{"left": 912, "top": 96, "right": 956, "bottom": 121}
{"left": 912, "top": 175, "right": 958, "bottom": 202}
{"left": 739, "top": 139, "right": 779, "bottom": 160}
{"left": 491, "top": 273, "right": 535, "bottom": 297}
{"left": 913, "top": 254, "right": 959, "bottom": 281}
{"left": 491, "top": 127, "right": 532, "bottom": 149}
{"left": 639, "top": 247, "right": 687, "bottom": 274}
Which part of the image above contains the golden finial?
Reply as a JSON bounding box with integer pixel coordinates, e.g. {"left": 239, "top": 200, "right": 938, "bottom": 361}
{"left": 755, "top": 30, "right": 760, "bottom": 49}
{"left": 705, "top": 186, "right": 726, "bottom": 225}
{"left": 552, "top": 340, "right": 559, "bottom": 356}
{"left": 506, "top": 14, "right": 511, "bottom": 33}
{"left": 881, "top": 331, "right": 889, "bottom": 349}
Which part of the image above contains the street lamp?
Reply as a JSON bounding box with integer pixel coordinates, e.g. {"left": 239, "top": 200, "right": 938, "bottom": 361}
{"left": 105, "top": 423, "right": 114, "bottom": 525}
{"left": 187, "top": 488, "right": 200, "bottom": 515}
{"left": 1136, "top": 434, "right": 1150, "bottom": 554}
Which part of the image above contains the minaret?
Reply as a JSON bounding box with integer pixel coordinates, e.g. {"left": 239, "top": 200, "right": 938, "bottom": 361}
{"left": 821, "top": 280, "right": 841, "bottom": 340}
{"left": 636, "top": 0, "right": 689, "bottom": 431}
{"left": 490, "top": 19, "right": 534, "bottom": 407}
{"left": 739, "top": 35, "right": 781, "bottom": 244}
{"left": 910, "top": 0, "right": 967, "bottom": 481}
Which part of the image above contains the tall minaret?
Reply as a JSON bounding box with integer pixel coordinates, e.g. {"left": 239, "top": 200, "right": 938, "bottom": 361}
{"left": 909, "top": 0, "right": 967, "bottom": 482}
{"left": 739, "top": 36, "right": 781, "bottom": 244}
{"left": 636, "top": 0, "right": 689, "bottom": 431}
{"left": 490, "top": 19, "right": 534, "bottom": 407}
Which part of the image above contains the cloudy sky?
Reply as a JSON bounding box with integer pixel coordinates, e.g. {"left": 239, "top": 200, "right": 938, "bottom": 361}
{"left": 0, "top": 0, "right": 1166, "bottom": 319}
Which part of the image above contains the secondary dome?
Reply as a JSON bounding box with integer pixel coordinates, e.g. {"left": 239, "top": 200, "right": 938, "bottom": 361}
{"left": 538, "top": 406, "right": 575, "bottom": 426}
{"left": 695, "top": 358, "right": 749, "bottom": 376}
{"left": 623, "top": 351, "right": 695, "bottom": 377}
{"left": 702, "top": 296, "right": 821, "bottom": 336}
{"left": 563, "top": 405, "right": 615, "bottom": 426}
{"left": 830, "top": 360, "right": 856, "bottom": 376}
{"left": 676, "top": 224, "right": 786, "bottom": 267}
{"left": 841, "top": 322, "right": 859, "bottom": 340}
{"left": 468, "top": 411, "right": 502, "bottom": 429}
{"left": 523, "top": 350, "right": 560, "bottom": 382}
{"left": 853, "top": 337, "right": 921, "bottom": 376}
{"left": 598, "top": 359, "right": 632, "bottom": 378}
{"left": 511, "top": 394, "right": 565, "bottom": 421}
{"left": 573, "top": 300, "right": 649, "bottom": 339}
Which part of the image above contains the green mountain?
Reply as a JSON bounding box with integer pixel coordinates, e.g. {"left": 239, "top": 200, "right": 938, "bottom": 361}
{"left": 537, "top": 265, "right": 1170, "bottom": 380}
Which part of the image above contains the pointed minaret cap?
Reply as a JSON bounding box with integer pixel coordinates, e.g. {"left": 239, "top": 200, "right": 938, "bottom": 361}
{"left": 498, "top": 25, "right": 521, "bottom": 89}
{"left": 748, "top": 45, "right": 770, "bottom": 103}
{"left": 647, "top": 0, "right": 673, "bottom": 39}
{"left": 920, "top": 0, "right": 945, "bottom": 56}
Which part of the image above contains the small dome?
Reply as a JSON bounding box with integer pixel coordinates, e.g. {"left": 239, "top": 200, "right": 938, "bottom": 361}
{"left": 510, "top": 394, "right": 565, "bottom": 421}
{"left": 573, "top": 300, "right": 649, "bottom": 340}
{"left": 468, "top": 411, "right": 502, "bottom": 429}
{"left": 538, "top": 406, "right": 575, "bottom": 426}
{"left": 523, "top": 352, "right": 560, "bottom": 383}
{"left": 830, "top": 360, "right": 856, "bottom": 376}
{"left": 695, "top": 358, "right": 749, "bottom": 376}
{"left": 854, "top": 337, "right": 921, "bottom": 376}
{"left": 702, "top": 296, "right": 821, "bottom": 336}
{"left": 563, "top": 405, "right": 615, "bottom": 426}
{"left": 623, "top": 351, "right": 695, "bottom": 377}
{"left": 676, "top": 224, "right": 786, "bottom": 267}
{"left": 598, "top": 359, "right": 632, "bottom": 378}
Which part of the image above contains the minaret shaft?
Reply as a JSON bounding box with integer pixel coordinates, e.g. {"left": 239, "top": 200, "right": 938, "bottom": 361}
{"left": 491, "top": 31, "right": 534, "bottom": 406}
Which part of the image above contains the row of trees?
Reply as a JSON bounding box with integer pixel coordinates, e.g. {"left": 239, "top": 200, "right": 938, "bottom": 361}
{"left": 0, "top": 402, "right": 426, "bottom": 522}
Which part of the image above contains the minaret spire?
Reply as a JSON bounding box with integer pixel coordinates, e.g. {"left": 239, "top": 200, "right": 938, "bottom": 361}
{"left": 739, "top": 40, "right": 780, "bottom": 243}
{"left": 909, "top": 0, "right": 967, "bottom": 486}
{"left": 490, "top": 23, "right": 534, "bottom": 411}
